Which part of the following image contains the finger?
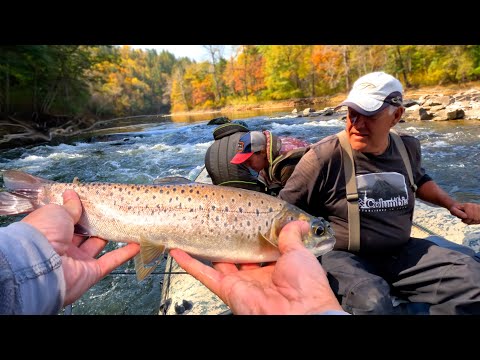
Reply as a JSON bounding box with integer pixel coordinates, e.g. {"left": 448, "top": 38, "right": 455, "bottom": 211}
{"left": 72, "top": 234, "right": 88, "bottom": 247}
{"left": 212, "top": 262, "right": 239, "bottom": 274}
{"left": 80, "top": 237, "right": 109, "bottom": 257}
{"left": 170, "top": 248, "right": 224, "bottom": 296}
{"left": 450, "top": 206, "right": 467, "bottom": 220}
{"left": 62, "top": 190, "right": 82, "bottom": 223}
{"left": 278, "top": 220, "right": 310, "bottom": 254}
{"left": 238, "top": 263, "right": 261, "bottom": 271}
{"left": 96, "top": 243, "right": 140, "bottom": 277}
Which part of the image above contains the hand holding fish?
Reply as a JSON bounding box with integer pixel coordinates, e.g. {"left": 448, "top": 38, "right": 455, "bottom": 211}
{"left": 170, "top": 221, "right": 344, "bottom": 315}
{"left": 21, "top": 190, "right": 140, "bottom": 306}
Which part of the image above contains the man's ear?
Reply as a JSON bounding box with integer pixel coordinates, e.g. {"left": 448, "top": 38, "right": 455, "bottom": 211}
{"left": 391, "top": 106, "right": 405, "bottom": 126}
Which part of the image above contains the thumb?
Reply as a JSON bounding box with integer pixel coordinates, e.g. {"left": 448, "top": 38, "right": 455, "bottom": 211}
{"left": 62, "top": 190, "right": 82, "bottom": 223}
{"left": 278, "top": 220, "right": 310, "bottom": 254}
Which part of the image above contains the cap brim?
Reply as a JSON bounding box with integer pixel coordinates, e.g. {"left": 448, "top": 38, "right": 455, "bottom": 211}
{"left": 336, "top": 101, "right": 390, "bottom": 116}
{"left": 230, "top": 152, "right": 254, "bottom": 164}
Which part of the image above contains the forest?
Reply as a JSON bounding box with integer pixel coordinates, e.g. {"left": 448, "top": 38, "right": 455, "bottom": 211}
{"left": 1, "top": 45, "right": 480, "bottom": 119}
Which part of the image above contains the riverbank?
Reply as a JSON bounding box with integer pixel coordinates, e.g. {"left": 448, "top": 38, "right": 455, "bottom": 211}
{"left": 170, "top": 80, "right": 480, "bottom": 116}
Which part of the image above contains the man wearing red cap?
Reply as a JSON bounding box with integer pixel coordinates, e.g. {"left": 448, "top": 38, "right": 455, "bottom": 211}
{"left": 279, "top": 71, "right": 480, "bottom": 315}
{"left": 231, "top": 131, "right": 309, "bottom": 196}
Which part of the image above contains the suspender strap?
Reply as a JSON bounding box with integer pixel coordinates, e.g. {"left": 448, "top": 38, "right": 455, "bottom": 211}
{"left": 337, "top": 130, "right": 360, "bottom": 252}
{"left": 390, "top": 129, "right": 417, "bottom": 194}
{"left": 336, "top": 129, "right": 417, "bottom": 253}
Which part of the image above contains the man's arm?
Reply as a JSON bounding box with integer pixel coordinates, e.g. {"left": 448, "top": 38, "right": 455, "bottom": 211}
{"left": 0, "top": 222, "right": 65, "bottom": 315}
{"left": 417, "top": 180, "right": 480, "bottom": 225}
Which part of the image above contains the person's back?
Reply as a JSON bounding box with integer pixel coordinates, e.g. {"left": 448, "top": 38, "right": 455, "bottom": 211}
{"left": 205, "top": 122, "right": 263, "bottom": 192}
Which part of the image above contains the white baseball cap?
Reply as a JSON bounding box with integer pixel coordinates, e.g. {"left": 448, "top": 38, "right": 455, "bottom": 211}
{"left": 336, "top": 71, "right": 403, "bottom": 116}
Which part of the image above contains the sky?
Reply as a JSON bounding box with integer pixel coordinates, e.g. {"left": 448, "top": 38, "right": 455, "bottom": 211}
{"left": 125, "top": 45, "right": 234, "bottom": 62}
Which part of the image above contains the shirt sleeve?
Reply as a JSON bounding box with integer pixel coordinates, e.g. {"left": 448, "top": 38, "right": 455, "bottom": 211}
{"left": 0, "top": 222, "right": 66, "bottom": 314}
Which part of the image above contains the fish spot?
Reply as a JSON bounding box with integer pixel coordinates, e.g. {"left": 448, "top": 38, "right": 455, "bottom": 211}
{"left": 225, "top": 206, "right": 228, "bottom": 211}
{"left": 231, "top": 198, "right": 235, "bottom": 203}
{"left": 96, "top": 190, "right": 99, "bottom": 195}
{"left": 189, "top": 189, "right": 193, "bottom": 193}
{"left": 239, "top": 208, "right": 243, "bottom": 213}
{"left": 201, "top": 220, "right": 204, "bottom": 224}
{"left": 156, "top": 204, "right": 160, "bottom": 208}
{"left": 136, "top": 187, "right": 140, "bottom": 191}
{"left": 128, "top": 191, "right": 131, "bottom": 195}
{"left": 153, "top": 195, "right": 156, "bottom": 199}
{"left": 212, "top": 205, "right": 216, "bottom": 210}
{"left": 261, "top": 200, "right": 264, "bottom": 204}
{"left": 173, "top": 188, "right": 176, "bottom": 192}
{"left": 196, "top": 191, "right": 200, "bottom": 194}
{"left": 119, "top": 188, "right": 122, "bottom": 192}
{"left": 224, "top": 222, "right": 228, "bottom": 227}
{"left": 204, "top": 195, "right": 208, "bottom": 199}
{"left": 238, "top": 194, "right": 242, "bottom": 197}
{"left": 265, "top": 220, "right": 269, "bottom": 226}
{"left": 102, "top": 187, "right": 106, "bottom": 191}
{"left": 256, "top": 209, "right": 260, "bottom": 216}
{"left": 221, "top": 194, "right": 224, "bottom": 199}
{"left": 269, "top": 207, "right": 273, "bottom": 212}
{"left": 248, "top": 202, "right": 251, "bottom": 207}
{"left": 145, "top": 189, "right": 149, "bottom": 193}
{"left": 234, "top": 217, "right": 237, "bottom": 222}
{"left": 169, "top": 198, "right": 172, "bottom": 203}
{"left": 188, "top": 198, "right": 191, "bottom": 202}
{"left": 183, "top": 216, "right": 186, "bottom": 220}
{"left": 176, "top": 196, "right": 179, "bottom": 200}
{"left": 258, "top": 226, "right": 261, "bottom": 231}
{"left": 151, "top": 210, "right": 154, "bottom": 215}
{"left": 181, "top": 189, "right": 185, "bottom": 193}
{"left": 215, "top": 216, "right": 219, "bottom": 221}
{"left": 247, "top": 221, "right": 250, "bottom": 226}
{"left": 160, "top": 189, "right": 164, "bottom": 193}
{"left": 128, "top": 206, "right": 132, "bottom": 210}
{"left": 190, "top": 209, "right": 194, "bottom": 212}
{"left": 136, "top": 197, "right": 140, "bottom": 201}
{"left": 212, "top": 192, "right": 215, "bottom": 196}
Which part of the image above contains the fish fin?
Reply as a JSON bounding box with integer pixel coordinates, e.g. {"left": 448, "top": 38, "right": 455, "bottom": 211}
{"left": 134, "top": 253, "right": 164, "bottom": 282}
{"left": 139, "top": 236, "right": 166, "bottom": 264}
{"left": 152, "top": 176, "right": 193, "bottom": 185}
{"left": 0, "top": 192, "right": 37, "bottom": 215}
{"left": 2, "top": 170, "right": 53, "bottom": 194}
{"left": 259, "top": 217, "right": 281, "bottom": 248}
{"left": 73, "top": 224, "right": 92, "bottom": 236}
{"left": 259, "top": 232, "right": 279, "bottom": 249}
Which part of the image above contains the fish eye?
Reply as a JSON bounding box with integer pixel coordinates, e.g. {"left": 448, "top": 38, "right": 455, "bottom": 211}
{"left": 311, "top": 219, "right": 325, "bottom": 236}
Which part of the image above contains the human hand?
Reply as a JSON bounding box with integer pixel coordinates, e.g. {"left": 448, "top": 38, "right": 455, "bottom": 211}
{"left": 449, "top": 202, "right": 480, "bottom": 225}
{"left": 170, "top": 220, "right": 342, "bottom": 315}
{"left": 21, "top": 190, "right": 140, "bottom": 306}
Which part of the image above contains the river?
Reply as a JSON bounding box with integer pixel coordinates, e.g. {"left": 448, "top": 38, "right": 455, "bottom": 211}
{"left": 1, "top": 109, "right": 479, "bottom": 314}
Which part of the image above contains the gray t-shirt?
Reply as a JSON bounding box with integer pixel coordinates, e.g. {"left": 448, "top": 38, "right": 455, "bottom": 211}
{"left": 279, "top": 133, "right": 430, "bottom": 254}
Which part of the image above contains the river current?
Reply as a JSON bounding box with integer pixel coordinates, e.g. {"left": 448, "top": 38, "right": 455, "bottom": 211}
{"left": 1, "top": 109, "right": 479, "bottom": 314}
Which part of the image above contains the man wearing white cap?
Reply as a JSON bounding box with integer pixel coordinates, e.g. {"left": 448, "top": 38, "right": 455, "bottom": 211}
{"left": 279, "top": 71, "right": 480, "bottom": 315}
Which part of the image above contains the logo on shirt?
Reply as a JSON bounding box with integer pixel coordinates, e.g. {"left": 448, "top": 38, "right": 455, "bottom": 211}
{"left": 356, "top": 172, "right": 409, "bottom": 213}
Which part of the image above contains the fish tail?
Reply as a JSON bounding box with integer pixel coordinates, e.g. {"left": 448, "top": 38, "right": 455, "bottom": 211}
{"left": 0, "top": 170, "right": 50, "bottom": 215}
{"left": 0, "top": 192, "right": 38, "bottom": 215}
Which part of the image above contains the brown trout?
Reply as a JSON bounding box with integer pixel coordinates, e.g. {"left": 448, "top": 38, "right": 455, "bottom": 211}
{"left": 0, "top": 170, "right": 335, "bottom": 280}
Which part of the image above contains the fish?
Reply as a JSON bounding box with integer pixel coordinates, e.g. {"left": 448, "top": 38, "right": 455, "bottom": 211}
{"left": 0, "top": 170, "right": 335, "bottom": 280}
